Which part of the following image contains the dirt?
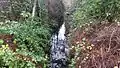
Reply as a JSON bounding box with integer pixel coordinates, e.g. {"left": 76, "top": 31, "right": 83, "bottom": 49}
{"left": 0, "top": 34, "right": 17, "bottom": 52}
{"left": 71, "top": 21, "right": 120, "bottom": 68}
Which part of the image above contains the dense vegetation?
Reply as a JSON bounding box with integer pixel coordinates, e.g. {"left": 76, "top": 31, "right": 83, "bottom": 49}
{"left": 0, "top": 0, "right": 52, "bottom": 67}
{"left": 73, "top": 0, "right": 120, "bottom": 27}
{"left": 71, "top": 0, "right": 120, "bottom": 68}
{"left": 0, "top": 0, "right": 120, "bottom": 68}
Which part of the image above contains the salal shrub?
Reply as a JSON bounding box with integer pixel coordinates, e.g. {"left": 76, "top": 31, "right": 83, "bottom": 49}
{"left": 0, "top": 20, "right": 51, "bottom": 68}
{"left": 73, "top": 0, "right": 120, "bottom": 27}
{"left": 0, "top": 39, "right": 35, "bottom": 68}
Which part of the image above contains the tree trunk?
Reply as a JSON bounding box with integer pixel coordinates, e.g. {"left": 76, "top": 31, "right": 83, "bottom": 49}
{"left": 32, "top": 0, "right": 37, "bottom": 18}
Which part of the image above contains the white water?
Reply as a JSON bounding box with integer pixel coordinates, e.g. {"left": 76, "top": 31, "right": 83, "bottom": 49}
{"left": 50, "top": 23, "right": 69, "bottom": 68}
{"left": 58, "top": 23, "right": 66, "bottom": 40}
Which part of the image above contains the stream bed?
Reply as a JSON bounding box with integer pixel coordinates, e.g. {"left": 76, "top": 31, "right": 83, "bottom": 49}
{"left": 50, "top": 23, "right": 69, "bottom": 68}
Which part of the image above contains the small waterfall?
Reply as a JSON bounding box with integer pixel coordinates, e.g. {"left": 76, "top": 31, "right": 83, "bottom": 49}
{"left": 50, "top": 23, "right": 69, "bottom": 68}
{"left": 58, "top": 23, "right": 66, "bottom": 40}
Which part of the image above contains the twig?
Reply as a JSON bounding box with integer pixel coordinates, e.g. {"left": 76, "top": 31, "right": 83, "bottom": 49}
{"left": 108, "top": 26, "right": 117, "bottom": 52}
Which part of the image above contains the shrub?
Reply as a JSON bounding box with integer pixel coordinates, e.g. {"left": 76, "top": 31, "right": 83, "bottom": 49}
{"left": 73, "top": 0, "right": 120, "bottom": 27}
{"left": 0, "top": 40, "right": 36, "bottom": 68}
{"left": 0, "top": 20, "right": 51, "bottom": 68}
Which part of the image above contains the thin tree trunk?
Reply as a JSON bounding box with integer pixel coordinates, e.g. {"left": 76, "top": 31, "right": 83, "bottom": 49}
{"left": 32, "top": 0, "right": 37, "bottom": 18}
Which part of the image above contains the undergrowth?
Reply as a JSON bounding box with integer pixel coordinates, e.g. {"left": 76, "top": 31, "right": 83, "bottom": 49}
{"left": 0, "top": 19, "right": 51, "bottom": 68}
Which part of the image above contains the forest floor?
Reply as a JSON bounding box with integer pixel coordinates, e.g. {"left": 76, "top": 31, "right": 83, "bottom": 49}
{"left": 71, "top": 21, "right": 120, "bottom": 68}
{"left": 1, "top": 21, "right": 120, "bottom": 68}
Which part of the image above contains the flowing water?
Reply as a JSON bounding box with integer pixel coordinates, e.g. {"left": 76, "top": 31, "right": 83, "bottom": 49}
{"left": 50, "top": 23, "right": 69, "bottom": 68}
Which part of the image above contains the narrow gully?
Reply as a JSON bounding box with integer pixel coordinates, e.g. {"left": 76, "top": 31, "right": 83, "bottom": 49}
{"left": 50, "top": 23, "right": 69, "bottom": 68}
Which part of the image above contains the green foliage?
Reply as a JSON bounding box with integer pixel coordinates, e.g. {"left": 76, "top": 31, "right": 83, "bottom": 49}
{"left": 20, "top": 11, "right": 31, "bottom": 18}
{"left": 9, "top": 0, "right": 33, "bottom": 15}
{"left": 69, "top": 58, "right": 76, "bottom": 68}
{"left": 14, "top": 21, "right": 50, "bottom": 58}
{"left": 0, "top": 0, "right": 52, "bottom": 67}
{"left": 0, "top": 19, "right": 51, "bottom": 67}
{"left": 0, "top": 43, "right": 35, "bottom": 68}
{"left": 0, "top": 39, "right": 4, "bottom": 45}
{"left": 0, "top": 0, "right": 36, "bottom": 21}
{"left": 73, "top": 0, "right": 120, "bottom": 27}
